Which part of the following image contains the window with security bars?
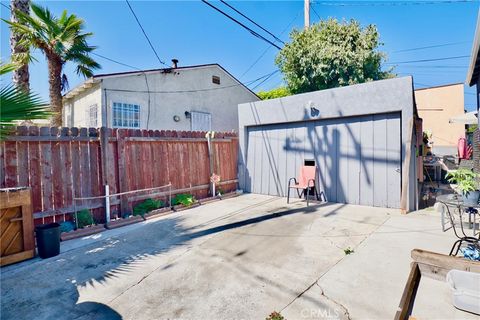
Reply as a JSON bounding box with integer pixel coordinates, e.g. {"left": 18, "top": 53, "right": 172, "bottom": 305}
{"left": 112, "top": 102, "right": 140, "bottom": 128}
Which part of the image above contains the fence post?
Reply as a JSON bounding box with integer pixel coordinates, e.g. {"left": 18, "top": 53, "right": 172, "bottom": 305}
{"left": 100, "top": 127, "right": 110, "bottom": 223}
{"left": 206, "top": 131, "right": 214, "bottom": 196}
{"left": 116, "top": 129, "right": 129, "bottom": 216}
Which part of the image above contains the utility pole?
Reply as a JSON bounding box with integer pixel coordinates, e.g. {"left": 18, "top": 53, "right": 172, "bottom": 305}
{"left": 304, "top": 0, "right": 310, "bottom": 29}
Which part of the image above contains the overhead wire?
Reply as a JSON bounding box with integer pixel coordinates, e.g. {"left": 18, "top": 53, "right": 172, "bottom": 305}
{"left": 240, "top": 11, "right": 301, "bottom": 79}
{"left": 100, "top": 70, "right": 279, "bottom": 94}
{"left": 313, "top": 0, "right": 478, "bottom": 7}
{"left": 201, "top": 0, "right": 282, "bottom": 50}
{"left": 125, "top": 0, "right": 168, "bottom": 67}
{"left": 387, "top": 55, "right": 470, "bottom": 64}
{"left": 251, "top": 70, "right": 280, "bottom": 90}
{"left": 392, "top": 41, "right": 470, "bottom": 53}
{"left": 219, "top": 0, "right": 284, "bottom": 44}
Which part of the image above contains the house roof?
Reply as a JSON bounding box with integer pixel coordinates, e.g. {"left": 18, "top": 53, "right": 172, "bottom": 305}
{"left": 63, "top": 63, "right": 259, "bottom": 100}
{"left": 414, "top": 82, "right": 464, "bottom": 91}
{"left": 467, "top": 9, "right": 480, "bottom": 86}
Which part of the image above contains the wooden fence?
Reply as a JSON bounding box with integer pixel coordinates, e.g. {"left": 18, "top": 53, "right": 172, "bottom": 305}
{"left": 0, "top": 127, "right": 238, "bottom": 224}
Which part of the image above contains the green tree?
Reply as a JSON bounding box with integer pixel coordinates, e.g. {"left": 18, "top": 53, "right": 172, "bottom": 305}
{"left": 3, "top": 3, "right": 100, "bottom": 125}
{"left": 276, "top": 18, "right": 394, "bottom": 94}
{"left": 0, "top": 62, "right": 50, "bottom": 138}
{"left": 257, "top": 87, "right": 291, "bottom": 100}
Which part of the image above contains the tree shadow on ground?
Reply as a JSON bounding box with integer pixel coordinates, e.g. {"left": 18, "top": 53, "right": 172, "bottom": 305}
{"left": 1, "top": 200, "right": 336, "bottom": 320}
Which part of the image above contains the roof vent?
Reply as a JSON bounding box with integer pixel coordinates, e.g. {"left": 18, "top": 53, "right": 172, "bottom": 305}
{"left": 171, "top": 59, "right": 179, "bottom": 68}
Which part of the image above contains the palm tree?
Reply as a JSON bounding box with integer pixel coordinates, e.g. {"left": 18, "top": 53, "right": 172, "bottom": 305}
{"left": 3, "top": 3, "right": 100, "bottom": 125}
{"left": 0, "top": 62, "right": 50, "bottom": 138}
{"left": 10, "top": 0, "right": 30, "bottom": 92}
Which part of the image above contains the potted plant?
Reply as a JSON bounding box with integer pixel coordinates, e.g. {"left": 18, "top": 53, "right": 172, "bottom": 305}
{"left": 446, "top": 169, "right": 480, "bottom": 206}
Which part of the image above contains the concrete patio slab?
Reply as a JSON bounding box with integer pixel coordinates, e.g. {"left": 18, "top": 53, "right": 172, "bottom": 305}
{"left": 0, "top": 194, "right": 474, "bottom": 320}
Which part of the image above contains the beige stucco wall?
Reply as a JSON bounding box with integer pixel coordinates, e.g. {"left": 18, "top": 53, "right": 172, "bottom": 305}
{"left": 415, "top": 83, "right": 465, "bottom": 155}
{"left": 63, "top": 84, "right": 102, "bottom": 127}
{"left": 64, "top": 65, "right": 259, "bottom": 132}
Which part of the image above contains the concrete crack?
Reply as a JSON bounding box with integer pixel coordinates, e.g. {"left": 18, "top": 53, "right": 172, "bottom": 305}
{"left": 316, "top": 283, "right": 351, "bottom": 320}
{"left": 280, "top": 216, "right": 391, "bottom": 317}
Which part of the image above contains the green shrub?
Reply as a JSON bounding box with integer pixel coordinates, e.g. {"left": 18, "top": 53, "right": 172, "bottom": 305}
{"left": 76, "top": 209, "right": 94, "bottom": 228}
{"left": 133, "top": 198, "right": 164, "bottom": 216}
{"left": 172, "top": 194, "right": 195, "bottom": 207}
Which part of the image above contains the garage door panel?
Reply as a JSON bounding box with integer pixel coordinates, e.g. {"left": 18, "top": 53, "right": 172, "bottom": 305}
{"left": 359, "top": 116, "right": 375, "bottom": 206}
{"left": 336, "top": 122, "right": 350, "bottom": 204}
{"left": 314, "top": 124, "right": 327, "bottom": 200}
{"left": 267, "top": 125, "right": 284, "bottom": 197}
{"left": 373, "top": 114, "right": 388, "bottom": 207}
{"left": 386, "top": 113, "right": 401, "bottom": 208}
{"left": 247, "top": 129, "right": 256, "bottom": 193}
{"left": 346, "top": 120, "right": 361, "bottom": 205}
{"left": 259, "top": 129, "right": 269, "bottom": 195}
{"left": 277, "top": 127, "right": 287, "bottom": 197}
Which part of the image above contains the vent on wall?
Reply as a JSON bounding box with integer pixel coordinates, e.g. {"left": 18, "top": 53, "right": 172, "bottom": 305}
{"left": 212, "top": 75, "right": 220, "bottom": 85}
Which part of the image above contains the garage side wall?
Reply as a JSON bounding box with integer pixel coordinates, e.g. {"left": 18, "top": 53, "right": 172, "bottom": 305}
{"left": 238, "top": 77, "right": 416, "bottom": 211}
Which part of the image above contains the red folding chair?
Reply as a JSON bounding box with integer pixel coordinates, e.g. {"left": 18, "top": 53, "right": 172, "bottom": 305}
{"left": 287, "top": 166, "right": 321, "bottom": 206}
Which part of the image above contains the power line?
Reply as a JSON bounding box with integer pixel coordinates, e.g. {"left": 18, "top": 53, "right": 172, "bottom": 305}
{"left": 395, "top": 65, "right": 468, "bottom": 68}
{"left": 1, "top": 2, "right": 10, "bottom": 11}
{"left": 219, "top": 0, "right": 284, "bottom": 44}
{"left": 240, "top": 11, "right": 301, "bottom": 79}
{"left": 314, "top": 1, "right": 478, "bottom": 7}
{"left": 387, "top": 55, "right": 470, "bottom": 64}
{"left": 251, "top": 70, "right": 280, "bottom": 90}
{"left": 392, "top": 41, "right": 470, "bottom": 53}
{"left": 92, "top": 52, "right": 142, "bottom": 71}
{"left": 100, "top": 70, "right": 278, "bottom": 94}
{"left": 311, "top": 4, "right": 322, "bottom": 20}
{"left": 125, "top": 0, "right": 168, "bottom": 67}
{"left": 201, "top": 0, "right": 282, "bottom": 50}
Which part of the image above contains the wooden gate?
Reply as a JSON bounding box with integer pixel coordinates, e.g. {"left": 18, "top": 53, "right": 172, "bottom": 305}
{"left": 0, "top": 188, "right": 35, "bottom": 266}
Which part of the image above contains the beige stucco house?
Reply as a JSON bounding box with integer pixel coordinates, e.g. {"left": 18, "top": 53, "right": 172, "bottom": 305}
{"left": 62, "top": 63, "right": 259, "bottom": 132}
{"left": 415, "top": 83, "right": 465, "bottom": 155}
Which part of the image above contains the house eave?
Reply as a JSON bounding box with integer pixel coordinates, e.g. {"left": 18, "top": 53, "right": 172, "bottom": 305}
{"left": 63, "top": 78, "right": 100, "bottom": 101}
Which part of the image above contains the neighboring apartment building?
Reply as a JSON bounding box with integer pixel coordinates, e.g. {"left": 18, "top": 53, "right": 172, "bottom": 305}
{"left": 62, "top": 62, "right": 259, "bottom": 132}
{"left": 415, "top": 83, "right": 465, "bottom": 155}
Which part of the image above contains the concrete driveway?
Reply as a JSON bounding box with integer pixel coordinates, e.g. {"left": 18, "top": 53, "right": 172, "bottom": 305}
{"left": 0, "top": 194, "right": 475, "bottom": 320}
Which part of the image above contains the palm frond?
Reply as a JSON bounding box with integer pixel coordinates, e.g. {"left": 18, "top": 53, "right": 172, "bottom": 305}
{"left": 0, "top": 84, "right": 51, "bottom": 138}
{"left": 0, "top": 63, "right": 18, "bottom": 76}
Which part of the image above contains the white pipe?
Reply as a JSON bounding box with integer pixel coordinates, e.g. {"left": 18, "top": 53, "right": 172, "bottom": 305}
{"left": 105, "top": 185, "right": 110, "bottom": 224}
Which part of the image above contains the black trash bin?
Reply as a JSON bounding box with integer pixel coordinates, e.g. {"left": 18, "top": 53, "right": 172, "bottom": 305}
{"left": 35, "top": 223, "right": 60, "bottom": 259}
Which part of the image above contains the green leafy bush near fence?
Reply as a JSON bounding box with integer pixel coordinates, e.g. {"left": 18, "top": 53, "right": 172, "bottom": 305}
{"left": 133, "top": 198, "right": 164, "bottom": 216}
{"left": 76, "top": 209, "right": 94, "bottom": 228}
{"left": 172, "top": 194, "right": 195, "bottom": 207}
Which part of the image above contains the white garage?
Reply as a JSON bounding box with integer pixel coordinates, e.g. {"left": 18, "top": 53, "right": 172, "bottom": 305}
{"left": 238, "top": 77, "right": 419, "bottom": 212}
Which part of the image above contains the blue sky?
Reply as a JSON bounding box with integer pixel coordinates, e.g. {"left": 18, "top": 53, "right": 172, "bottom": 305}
{"left": 0, "top": 0, "right": 478, "bottom": 110}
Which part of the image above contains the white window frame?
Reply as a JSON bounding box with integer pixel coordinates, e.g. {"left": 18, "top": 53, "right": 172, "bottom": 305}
{"left": 87, "top": 104, "right": 98, "bottom": 127}
{"left": 112, "top": 102, "right": 141, "bottom": 128}
{"left": 191, "top": 111, "right": 212, "bottom": 131}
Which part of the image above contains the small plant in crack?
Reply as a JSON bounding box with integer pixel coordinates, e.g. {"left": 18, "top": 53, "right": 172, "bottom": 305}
{"left": 266, "top": 311, "right": 285, "bottom": 320}
{"left": 344, "top": 247, "right": 354, "bottom": 255}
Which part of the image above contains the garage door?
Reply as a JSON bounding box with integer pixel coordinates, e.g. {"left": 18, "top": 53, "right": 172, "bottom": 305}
{"left": 244, "top": 112, "right": 401, "bottom": 208}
